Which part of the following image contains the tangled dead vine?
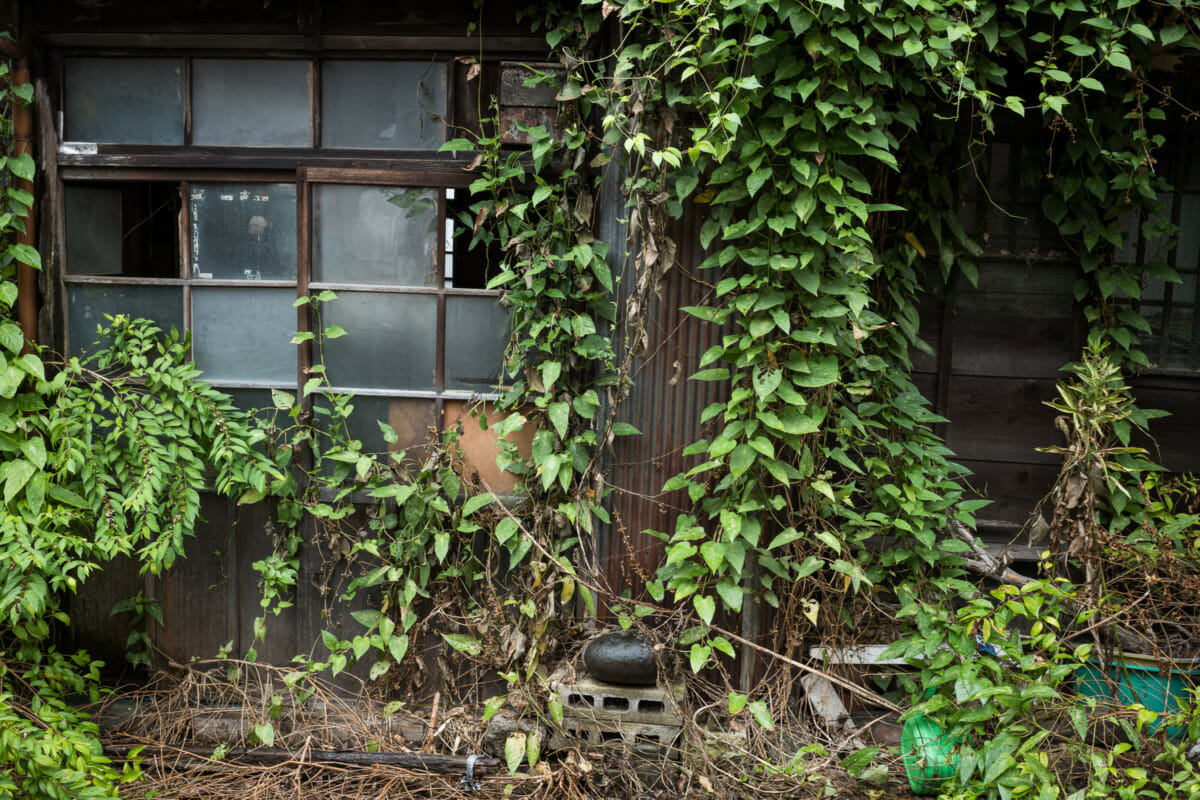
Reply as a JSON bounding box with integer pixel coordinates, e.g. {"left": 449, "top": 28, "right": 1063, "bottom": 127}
{"left": 85, "top": 660, "right": 932, "bottom": 800}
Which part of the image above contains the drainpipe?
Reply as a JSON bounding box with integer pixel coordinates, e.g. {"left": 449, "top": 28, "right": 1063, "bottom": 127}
{"left": 0, "top": 31, "right": 35, "bottom": 350}
{"left": 10, "top": 54, "right": 35, "bottom": 350}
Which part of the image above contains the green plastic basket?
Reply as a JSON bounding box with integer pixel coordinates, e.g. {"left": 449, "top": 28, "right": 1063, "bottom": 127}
{"left": 901, "top": 713, "right": 960, "bottom": 796}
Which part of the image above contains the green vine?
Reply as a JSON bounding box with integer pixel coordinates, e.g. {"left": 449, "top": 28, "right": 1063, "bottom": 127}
{"left": 6, "top": 1, "right": 1200, "bottom": 797}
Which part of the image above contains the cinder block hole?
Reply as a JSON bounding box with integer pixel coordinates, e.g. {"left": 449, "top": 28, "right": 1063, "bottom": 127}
{"left": 600, "top": 731, "right": 623, "bottom": 744}
{"left": 638, "top": 700, "right": 665, "bottom": 714}
{"left": 566, "top": 725, "right": 591, "bottom": 742}
{"left": 636, "top": 733, "right": 665, "bottom": 746}
{"left": 567, "top": 693, "right": 595, "bottom": 708}
{"left": 602, "top": 696, "right": 630, "bottom": 710}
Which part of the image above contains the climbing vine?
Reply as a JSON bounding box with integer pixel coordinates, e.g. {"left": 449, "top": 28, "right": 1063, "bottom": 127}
{"left": 456, "top": 0, "right": 1200, "bottom": 672}
{"left": 438, "top": 0, "right": 1200, "bottom": 791}
{"left": 5, "top": 1, "right": 1200, "bottom": 798}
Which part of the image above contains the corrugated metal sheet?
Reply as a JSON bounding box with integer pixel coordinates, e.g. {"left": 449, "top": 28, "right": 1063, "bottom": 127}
{"left": 602, "top": 202, "right": 727, "bottom": 599}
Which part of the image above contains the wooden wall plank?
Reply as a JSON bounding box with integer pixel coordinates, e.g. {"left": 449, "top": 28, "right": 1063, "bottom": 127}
{"left": 153, "top": 493, "right": 238, "bottom": 665}
{"left": 955, "top": 458, "right": 1060, "bottom": 525}
{"left": 948, "top": 312, "right": 1075, "bottom": 378}
{"left": 67, "top": 556, "right": 143, "bottom": 670}
{"left": 943, "top": 375, "right": 1060, "bottom": 464}
{"left": 1131, "top": 382, "right": 1200, "bottom": 473}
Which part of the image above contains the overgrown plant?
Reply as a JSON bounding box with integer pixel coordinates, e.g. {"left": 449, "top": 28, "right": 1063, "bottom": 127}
{"left": 0, "top": 47, "right": 280, "bottom": 795}
{"left": 0, "top": 314, "right": 278, "bottom": 798}
{"left": 890, "top": 342, "right": 1200, "bottom": 800}
{"left": 6, "top": 1, "right": 1200, "bottom": 798}
{"left": 438, "top": 0, "right": 1200, "bottom": 792}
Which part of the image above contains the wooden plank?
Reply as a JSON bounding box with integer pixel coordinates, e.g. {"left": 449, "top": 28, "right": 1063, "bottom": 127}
{"left": 67, "top": 556, "right": 143, "bottom": 670}
{"left": 1129, "top": 382, "right": 1200, "bottom": 473}
{"left": 233, "top": 501, "right": 302, "bottom": 665}
{"left": 39, "top": 34, "right": 309, "bottom": 50}
{"left": 943, "top": 375, "right": 1060, "bottom": 464}
{"left": 39, "top": 32, "right": 547, "bottom": 53}
{"left": 294, "top": 511, "right": 380, "bottom": 689}
{"left": 58, "top": 150, "right": 479, "bottom": 179}
{"left": 153, "top": 494, "right": 238, "bottom": 665}
{"left": 948, "top": 310, "right": 1075, "bottom": 378}
{"left": 302, "top": 166, "right": 477, "bottom": 187}
{"left": 912, "top": 292, "right": 944, "bottom": 375}
{"left": 910, "top": 370, "right": 937, "bottom": 403}
{"left": 60, "top": 167, "right": 295, "bottom": 183}
{"left": 955, "top": 458, "right": 1060, "bottom": 525}
{"left": 319, "top": 35, "right": 546, "bottom": 53}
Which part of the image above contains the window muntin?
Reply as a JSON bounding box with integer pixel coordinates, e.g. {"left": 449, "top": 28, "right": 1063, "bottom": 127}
{"left": 58, "top": 55, "right": 508, "bottom": 473}
{"left": 62, "top": 176, "right": 509, "bottom": 398}
{"left": 304, "top": 174, "right": 510, "bottom": 401}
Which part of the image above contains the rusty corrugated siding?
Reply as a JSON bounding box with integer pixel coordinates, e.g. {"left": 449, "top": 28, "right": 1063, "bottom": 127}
{"left": 602, "top": 203, "right": 727, "bottom": 599}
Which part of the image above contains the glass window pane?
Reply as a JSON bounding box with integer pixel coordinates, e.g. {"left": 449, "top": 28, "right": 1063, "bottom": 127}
{"left": 321, "top": 396, "right": 437, "bottom": 460}
{"left": 193, "top": 60, "right": 310, "bottom": 147}
{"left": 65, "top": 58, "right": 184, "bottom": 145}
{"left": 224, "top": 388, "right": 277, "bottom": 422}
{"left": 66, "top": 182, "right": 180, "bottom": 278}
{"left": 191, "top": 183, "right": 297, "bottom": 280}
{"left": 314, "top": 185, "right": 438, "bottom": 286}
{"left": 319, "top": 293, "right": 436, "bottom": 391}
{"left": 322, "top": 61, "right": 447, "bottom": 150}
{"left": 192, "top": 287, "right": 296, "bottom": 383}
{"left": 67, "top": 285, "right": 183, "bottom": 357}
{"left": 445, "top": 296, "right": 510, "bottom": 392}
{"left": 66, "top": 186, "right": 122, "bottom": 276}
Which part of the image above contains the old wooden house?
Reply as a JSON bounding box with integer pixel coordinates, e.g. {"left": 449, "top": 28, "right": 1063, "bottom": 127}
{"left": 8, "top": 0, "right": 1200, "bottom": 674}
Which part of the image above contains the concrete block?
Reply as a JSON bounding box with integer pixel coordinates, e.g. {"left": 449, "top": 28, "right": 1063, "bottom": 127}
{"left": 191, "top": 706, "right": 252, "bottom": 743}
{"left": 550, "top": 675, "right": 685, "bottom": 726}
{"left": 555, "top": 716, "right": 682, "bottom": 758}
{"left": 482, "top": 711, "right": 548, "bottom": 759}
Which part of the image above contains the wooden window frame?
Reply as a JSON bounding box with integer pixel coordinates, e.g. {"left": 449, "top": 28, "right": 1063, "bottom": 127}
{"left": 53, "top": 52, "right": 509, "bottom": 451}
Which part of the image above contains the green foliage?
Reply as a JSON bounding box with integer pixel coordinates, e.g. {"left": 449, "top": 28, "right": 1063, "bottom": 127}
{"left": 2, "top": 0, "right": 1198, "bottom": 795}
{"left": 447, "top": 0, "right": 1200, "bottom": 794}
{"left": 0, "top": 313, "right": 278, "bottom": 797}
{"left": 891, "top": 343, "right": 1200, "bottom": 800}
{"left": 243, "top": 294, "right": 585, "bottom": 691}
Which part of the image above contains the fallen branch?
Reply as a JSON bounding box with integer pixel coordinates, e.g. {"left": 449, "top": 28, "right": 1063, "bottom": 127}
{"left": 946, "top": 522, "right": 1156, "bottom": 653}
{"left": 948, "top": 521, "right": 1032, "bottom": 587}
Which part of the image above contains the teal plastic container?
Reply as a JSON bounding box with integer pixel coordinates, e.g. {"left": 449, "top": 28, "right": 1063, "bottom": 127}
{"left": 1075, "top": 653, "right": 1200, "bottom": 739}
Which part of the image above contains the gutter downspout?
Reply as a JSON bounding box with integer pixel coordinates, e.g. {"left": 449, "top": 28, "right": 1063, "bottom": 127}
{"left": 11, "top": 54, "right": 35, "bottom": 351}
{"left": 0, "top": 33, "right": 35, "bottom": 351}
